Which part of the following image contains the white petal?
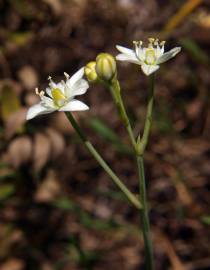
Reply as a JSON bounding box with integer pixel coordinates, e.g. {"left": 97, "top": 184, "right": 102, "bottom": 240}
{"left": 41, "top": 96, "right": 54, "bottom": 107}
{"left": 26, "top": 103, "right": 56, "bottom": 120}
{"left": 116, "top": 45, "right": 136, "bottom": 56}
{"left": 56, "top": 82, "right": 65, "bottom": 93}
{"left": 46, "top": 87, "right": 52, "bottom": 97}
{"left": 68, "top": 67, "right": 84, "bottom": 88}
{"left": 66, "top": 79, "right": 89, "bottom": 97}
{"left": 59, "top": 99, "right": 89, "bottom": 111}
{"left": 48, "top": 80, "right": 57, "bottom": 89}
{"left": 137, "top": 48, "right": 146, "bottom": 62}
{"left": 116, "top": 53, "right": 141, "bottom": 65}
{"left": 154, "top": 46, "right": 163, "bottom": 59}
{"left": 141, "top": 64, "right": 160, "bottom": 76}
{"left": 72, "top": 79, "right": 89, "bottom": 96}
{"left": 156, "top": 47, "right": 181, "bottom": 64}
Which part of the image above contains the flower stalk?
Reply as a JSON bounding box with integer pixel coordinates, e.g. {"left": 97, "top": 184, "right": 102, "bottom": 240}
{"left": 109, "top": 79, "right": 137, "bottom": 152}
{"left": 137, "top": 155, "right": 154, "bottom": 270}
{"left": 107, "top": 73, "right": 155, "bottom": 270}
{"left": 65, "top": 111, "right": 141, "bottom": 210}
{"left": 137, "top": 74, "right": 155, "bottom": 155}
{"left": 137, "top": 74, "right": 155, "bottom": 270}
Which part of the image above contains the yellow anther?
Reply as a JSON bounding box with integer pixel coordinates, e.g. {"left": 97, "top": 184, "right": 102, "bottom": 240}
{"left": 35, "top": 87, "right": 44, "bottom": 97}
{"left": 160, "top": 41, "right": 166, "bottom": 46}
{"left": 35, "top": 87, "right": 39, "bottom": 95}
{"left": 64, "top": 72, "right": 70, "bottom": 79}
{"left": 154, "top": 39, "right": 159, "bottom": 46}
{"left": 148, "top": 38, "right": 155, "bottom": 44}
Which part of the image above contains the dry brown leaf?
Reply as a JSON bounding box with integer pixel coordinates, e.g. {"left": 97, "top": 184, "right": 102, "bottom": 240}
{"left": 94, "top": 203, "right": 112, "bottom": 219}
{"left": 17, "top": 65, "right": 38, "bottom": 90}
{"left": 0, "top": 79, "right": 22, "bottom": 96}
{"left": 164, "top": 164, "right": 193, "bottom": 207}
{"left": 34, "top": 170, "right": 61, "bottom": 202}
{"left": 195, "top": 10, "right": 210, "bottom": 28}
{"left": 5, "top": 108, "right": 27, "bottom": 139}
{"left": 24, "top": 92, "right": 40, "bottom": 106}
{"left": 0, "top": 224, "right": 23, "bottom": 258}
{"left": 43, "top": 0, "right": 63, "bottom": 15}
{"left": 0, "top": 82, "right": 21, "bottom": 122}
{"left": 33, "top": 132, "right": 51, "bottom": 172}
{"left": 163, "top": 0, "right": 203, "bottom": 33}
{"left": 1, "top": 259, "right": 24, "bottom": 270}
{"left": 7, "top": 136, "right": 32, "bottom": 168}
{"left": 50, "top": 113, "right": 74, "bottom": 135}
{"left": 186, "top": 99, "right": 202, "bottom": 119}
{"left": 155, "top": 229, "right": 188, "bottom": 270}
{"left": 174, "top": 139, "right": 210, "bottom": 158}
{"left": 45, "top": 128, "right": 65, "bottom": 159}
{"left": 42, "top": 262, "right": 54, "bottom": 270}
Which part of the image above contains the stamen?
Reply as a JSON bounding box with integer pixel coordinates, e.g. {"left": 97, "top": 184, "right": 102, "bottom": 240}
{"left": 148, "top": 38, "right": 155, "bottom": 44}
{"left": 154, "top": 39, "right": 159, "bottom": 46}
{"left": 35, "top": 87, "right": 39, "bottom": 95}
{"left": 48, "top": 75, "right": 56, "bottom": 88}
{"left": 148, "top": 38, "right": 155, "bottom": 47}
{"left": 160, "top": 41, "right": 166, "bottom": 46}
{"left": 35, "top": 87, "right": 44, "bottom": 98}
{"left": 64, "top": 72, "right": 70, "bottom": 79}
{"left": 148, "top": 38, "right": 155, "bottom": 48}
{"left": 133, "top": 41, "right": 140, "bottom": 59}
{"left": 133, "top": 41, "right": 143, "bottom": 47}
{"left": 61, "top": 80, "right": 66, "bottom": 86}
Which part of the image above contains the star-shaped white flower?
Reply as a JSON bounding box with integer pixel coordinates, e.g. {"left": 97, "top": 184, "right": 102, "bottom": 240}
{"left": 26, "top": 67, "right": 89, "bottom": 120}
{"left": 116, "top": 38, "right": 181, "bottom": 76}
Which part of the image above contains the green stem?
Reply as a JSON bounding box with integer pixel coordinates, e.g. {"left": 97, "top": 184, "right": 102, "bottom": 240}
{"left": 138, "top": 74, "right": 155, "bottom": 155}
{"left": 109, "top": 79, "right": 137, "bottom": 152}
{"left": 109, "top": 75, "right": 155, "bottom": 270}
{"left": 65, "top": 112, "right": 141, "bottom": 210}
{"left": 137, "top": 74, "right": 155, "bottom": 270}
{"left": 137, "top": 156, "right": 154, "bottom": 270}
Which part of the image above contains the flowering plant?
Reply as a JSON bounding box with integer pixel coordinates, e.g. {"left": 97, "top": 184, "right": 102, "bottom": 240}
{"left": 27, "top": 38, "right": 181, "bottom": 270}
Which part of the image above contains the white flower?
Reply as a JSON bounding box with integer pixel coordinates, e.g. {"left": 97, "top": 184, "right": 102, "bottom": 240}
{"left": 26, "top": 67, "right": 89, "bottom": 120}
{"left": 116, "top": 38, "right": 181, "bottom": 76}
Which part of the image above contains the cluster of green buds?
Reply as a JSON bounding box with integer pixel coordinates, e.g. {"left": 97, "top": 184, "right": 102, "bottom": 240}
{"left": 85, "top": 53, "right": 117, "bottom": 83}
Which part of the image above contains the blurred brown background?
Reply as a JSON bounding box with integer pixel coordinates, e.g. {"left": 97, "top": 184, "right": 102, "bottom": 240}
{"left": 0, "top": 0, "right": 210, "bottom": 269}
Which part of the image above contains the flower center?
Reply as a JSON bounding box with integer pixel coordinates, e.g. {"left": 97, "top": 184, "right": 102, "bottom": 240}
{"left": 145, "top": 49, "right": 156, "bottom": 65}
{"left": 133, "top": 38, "right": 166, "bottom": 66}
{"left": 51, "top": 88, "right": 66, "bottom": 107}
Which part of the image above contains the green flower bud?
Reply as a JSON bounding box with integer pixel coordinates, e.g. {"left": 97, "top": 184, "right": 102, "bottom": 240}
{"left": 84, "top": 61, "right": 98, "bottom": 83}
{"left": 95, "top": 53, "right": 116, "bottom": 81}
